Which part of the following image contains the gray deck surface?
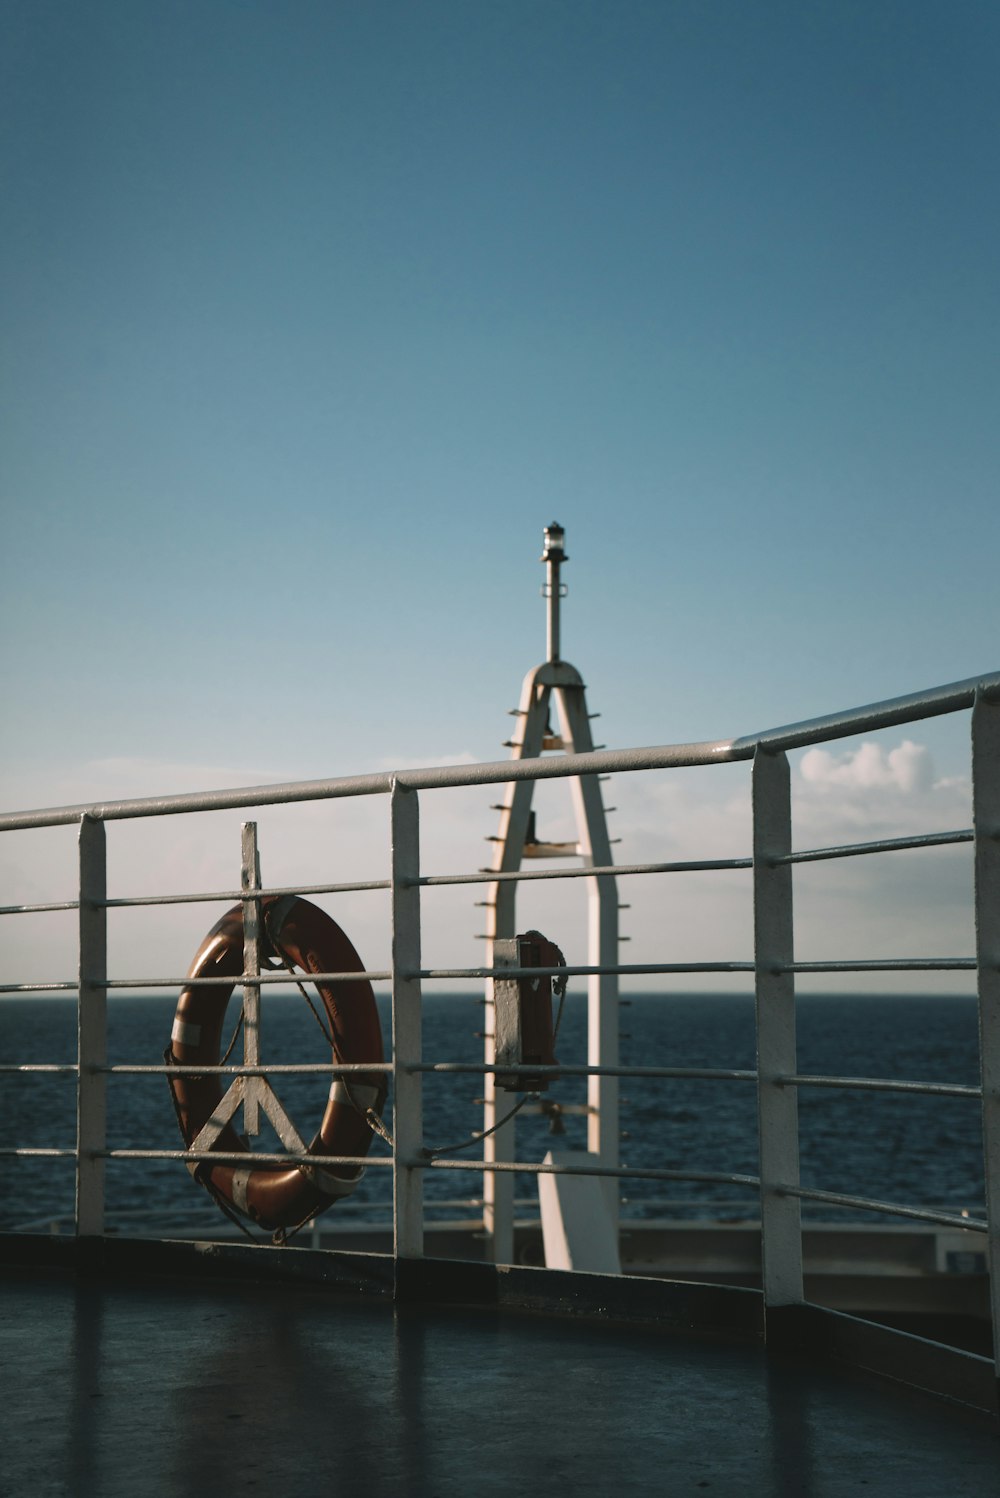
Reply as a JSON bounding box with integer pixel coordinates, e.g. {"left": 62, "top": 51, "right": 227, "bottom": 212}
{"left": 2, "top": 1268, "right": 998, "bottom": 1497}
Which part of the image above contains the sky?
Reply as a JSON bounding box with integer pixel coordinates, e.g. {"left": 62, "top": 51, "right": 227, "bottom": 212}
{"left": 1, "top": 0, "right": 997, "bottom": 993}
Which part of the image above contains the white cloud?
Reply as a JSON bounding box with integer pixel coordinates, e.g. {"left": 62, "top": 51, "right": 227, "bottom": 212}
{"left": 793, "top": 737, "right": 971, "bottom": 843}
{"left": 800, "top": 739, "right": 934, "bottom": 795}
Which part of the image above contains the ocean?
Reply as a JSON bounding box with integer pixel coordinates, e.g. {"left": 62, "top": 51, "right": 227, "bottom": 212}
{"left": 0, "top": 992, "right": 985, "bottom": 1237}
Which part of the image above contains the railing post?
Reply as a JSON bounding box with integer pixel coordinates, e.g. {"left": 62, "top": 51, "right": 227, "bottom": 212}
{"left": 241, "top": 821, "right": 262, "bottom": 1135}
{"left": 391, "top": 781, "right": 424, "bottom": 1260}
{"left": 753, "top": 747, "right": 803, "bottom": 1337}
{"left": 483, "top": 941, "right": 517, "bottom": 1263}
{"left": 76, "top": 814, "right": 107, "bottom": 1237}
{"left": 972, "top": 690, "right": 1000, "bottom": 1400}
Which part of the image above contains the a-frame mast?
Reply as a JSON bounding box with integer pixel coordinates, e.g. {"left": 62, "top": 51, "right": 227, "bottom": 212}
{"left": 482, "top": 524, "right": 620, "bottom": 1263}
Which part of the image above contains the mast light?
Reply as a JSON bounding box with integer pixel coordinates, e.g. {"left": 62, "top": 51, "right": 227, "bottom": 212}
{"left": 540, "top": 523, "right": 567, "bottom": 563}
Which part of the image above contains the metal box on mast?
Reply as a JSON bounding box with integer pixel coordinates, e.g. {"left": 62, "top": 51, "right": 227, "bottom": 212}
{"left": 482, "top": 524, "right": 621, "bottom": 1264}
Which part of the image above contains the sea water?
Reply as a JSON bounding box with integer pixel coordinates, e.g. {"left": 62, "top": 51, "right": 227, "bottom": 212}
{"left": 0, "top": 993, "right": 984, "bottom": 1235}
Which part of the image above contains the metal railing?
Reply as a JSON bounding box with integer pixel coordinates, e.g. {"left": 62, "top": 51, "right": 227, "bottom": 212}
{"left": 1, "top": 669, "right": 999, "bottom": 1368}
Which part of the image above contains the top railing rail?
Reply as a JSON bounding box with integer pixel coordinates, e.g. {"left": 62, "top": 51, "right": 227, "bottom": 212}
{"left": 2, "top": 671, "right": 998, "bottom": 833}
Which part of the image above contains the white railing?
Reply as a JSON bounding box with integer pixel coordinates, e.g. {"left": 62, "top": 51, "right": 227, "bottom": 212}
{"left": 1, "top": 670, "right": 999, "bottom": 1367}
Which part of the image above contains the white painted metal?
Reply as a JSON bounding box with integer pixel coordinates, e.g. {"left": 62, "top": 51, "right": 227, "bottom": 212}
{"left": 482, "top": 938, "right": 518, "bottom": 1261}
{"left": 491, "top": 937, "right": 524, "bottom": 1092}
{"left": 556, "top": 676, "right": 620, "bottom": 1227}
{"left": 972, "top": 690, "right": 1000, "bottom": 1373}
{"left": 753, "top": 747, "right": 803, "bottom": 1308}
{"left": 186, "top": 1054, "right": 309, "bottom": 1165}
{"left": 391, "top": 781, "right": 424, "bottom": 1259}
{"left": 241, "top": 822, "right": 263, "bottom": 1135}
{"left": 76, "top": 815, "right": 107, "bottom": 1237}
{"left": 189, "top": 1077, "right": 247, "bottom": 1158}
{"left": 539, "top": 1149, "right": 621, "bottom": 1272}
{"left": 3, "top": 952, "right": 981, "bottom": 999}
{"left": 483, "top": 666, "right": 550, "bottom": 1261}
{"left": 483, "top": 527, "right": 620, "bottom": 1257}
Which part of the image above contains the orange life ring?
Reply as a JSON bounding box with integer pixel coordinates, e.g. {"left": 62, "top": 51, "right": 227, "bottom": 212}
{"left": 166, "top": 895, "right": 385, "bottom": 1232}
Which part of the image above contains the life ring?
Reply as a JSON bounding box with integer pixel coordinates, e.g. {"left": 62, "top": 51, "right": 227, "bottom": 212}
{"left": 166, "top": 895, "right": 386, "bottom": 1232}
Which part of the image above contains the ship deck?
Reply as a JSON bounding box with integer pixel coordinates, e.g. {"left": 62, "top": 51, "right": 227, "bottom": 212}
{"left": 4, "top": 1252, "right": 998, "bottom": 1497}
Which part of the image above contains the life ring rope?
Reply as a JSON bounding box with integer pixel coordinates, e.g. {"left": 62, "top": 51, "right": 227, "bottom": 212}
{"left": 267, "top": 935, "right": 396, "bottom": 1149}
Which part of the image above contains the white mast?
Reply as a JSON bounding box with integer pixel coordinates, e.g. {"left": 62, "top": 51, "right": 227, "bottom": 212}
{"left": 482, "top": 524, "right": 621, "bottom": 1264}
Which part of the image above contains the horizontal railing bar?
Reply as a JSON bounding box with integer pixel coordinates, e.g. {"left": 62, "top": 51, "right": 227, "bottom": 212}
{"left": 0, "top": 1061, "right": 751, "bottom": 1081}
{"left": 0, "top": 1149, "right": 758, "bottom": 1186}
{"left": 0, "top": 982, "right": 78, "bottom": 993}
{"left": 733, "top": 671, "right": 1000, "bottom": 755}
{"left": 0, "top": 900, "right": 79, "bottom": 916}
{"left": 616, "top": 1199, "right": 989, "bottom": 1221}
{"left": 3, "top": 964, "right": 747, "bottom": 993}
{"left": 419, "top": 958, "right": 977, "bottom": 980}
{"left": 0, "top": 833, "right": 972, "bottom": 916}
{"left": 0, "top": 1149, "right": 79, "bottom": 1159}
{"left": 419, "top": 963, "right": 755, "bottom": 980}
{"left": 0, "top": 840, "right": 974, "bottom": 920}
{"left": 0, "top": 1148, "right": 391, "bottom": 1167}
{"left": 0, "top": 1201, "right": 504, "bottom": 1232}
{"left": 420, "top": 857, "right": 753, "bottom": 888}
{"left": 0, "top": 1064, "right": 79, "bottom": 1074}
{"left": 102, "top": 879, "right": 391, "bottom": 909}
{"left": 5, "top": 1060, "right": 974, "bottom": 1094}
{"left": 411, "top": 1062, "right": 757, "bottom": 1081}
{"left": 779, "top": 1073, "right": 980, "bottom": 1099}
{"left": 779, "top": 1185, "right": 989, "bottom": 1234}
{"left": 1, "top": 955, "right": 978, "bottom": 995}
{"left": 410, "top": 1159, "right": 761, "bottom": 1186}
{"left": 101, "top": 1062, "right": 394, "bottom": 1076}
{"left": 0, "top": 971, "right": 395, "bottom": 994}
{"left": 104, "top": 970, "right": 392, "bottom": 989}
{"left": 100, "top": 1150, "right": 393, "bottom": 1167}
{"left": 0, "top": 745, "right": 739, "bottom": 830}
{"left": 786, "top": 959, "right": 976, "bottom": 973}
{"left": 779, "top": 829, "right": 973, "bottom": 866}
{"left": 3, "top": 1200, "right": 987, "bottom": 1231}
{"left": 2, "top": 670, "right": 996, "bottom": 832}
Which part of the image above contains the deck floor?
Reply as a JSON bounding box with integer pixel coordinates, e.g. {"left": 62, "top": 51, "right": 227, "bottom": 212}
{"left": 2, "top": 1267, "right": 998, "bottom": 1497}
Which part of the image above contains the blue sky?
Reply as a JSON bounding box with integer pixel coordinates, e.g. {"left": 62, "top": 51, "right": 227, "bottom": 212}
{"left": 2, "top": 1, "right": 997, "bottom": 987}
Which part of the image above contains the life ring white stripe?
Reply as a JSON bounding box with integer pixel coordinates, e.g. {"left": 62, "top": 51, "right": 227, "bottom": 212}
{"left": 231, "top": 1167, "right": 253, "bottom": 1214}
{"left": 328, "top": 1079, "right": 382, "bottom": 1109}
{"left": 171, "top": 1018, "right": 201, "bottom": 1046}
{"left": 306, "top": 1164, "right": 365, "bottom": 1200}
